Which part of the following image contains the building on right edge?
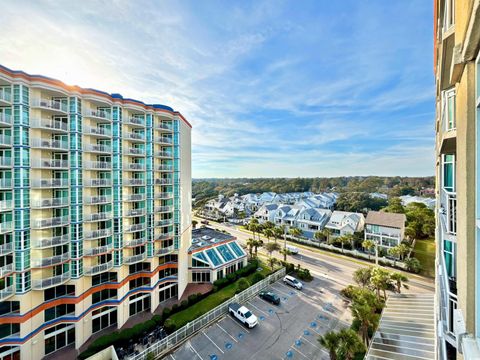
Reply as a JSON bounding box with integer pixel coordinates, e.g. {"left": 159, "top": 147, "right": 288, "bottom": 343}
{"left": 434, "top": 0, "right": 480, "bottom": 358}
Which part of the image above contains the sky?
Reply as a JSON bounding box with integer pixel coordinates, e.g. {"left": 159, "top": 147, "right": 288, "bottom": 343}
{"left": 0, "top": 0, "right": 435, "bottom": 178}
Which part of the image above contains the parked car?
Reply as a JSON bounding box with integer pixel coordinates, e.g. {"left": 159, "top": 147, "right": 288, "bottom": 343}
{"left": 201, "top": 220, "right": 209, "bottom": 225}
{"left": 286, "top": 245, "right": 299, "bottom": 255}
{"left": 229, "top": 303, "right": 258, "bottom": 328}
{"left": 259, "top": 291, "right": 281, "bottom": 305}
{"left": 283, "top": 275, "right": 303, "bottom": 290}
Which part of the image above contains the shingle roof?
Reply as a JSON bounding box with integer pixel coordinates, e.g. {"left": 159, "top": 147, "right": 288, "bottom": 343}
{"left": 365, "top": 211, "right": 406, "bottom": 229}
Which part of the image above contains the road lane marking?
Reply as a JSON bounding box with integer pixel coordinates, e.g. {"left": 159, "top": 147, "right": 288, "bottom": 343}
{"left": 202, "top": 330, "right": 224, "bottom": 354}
{"left": 291, "top": 346, "right": 311, "bottom": 359}
{"left": 170, "top": 355, "right": 176, "bottom": 360}
{"left": 188, "top": 342, "right": 204, "bottom": 360}
{"left": 216, "top": 323, "right": 238, "bottom": 343}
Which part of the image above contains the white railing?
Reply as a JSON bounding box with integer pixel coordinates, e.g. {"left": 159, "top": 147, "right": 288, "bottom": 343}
{"left": 84, "top": 212, "right": 113, "bottom": 222}
{"left": 83, "top": 125, "right": 111, "bottom": 137}
{"left": 31, "top": 197, "right": 68, "bottom": 208}
{"left": 0, "top": 263, "right": 14, "bottom": 277}
{"left": 30, "top": 117, "right": 68, "bottom": 131}
{"left": 130, "top": 268, "right": 286, "bottom": 360}
{"left": 85, "top": 178, "right": 112, "bottom": 187}
{"left": 125, "top": 179, "right": 145, "bottom": 186}
{"left": 84, "top": 109, "right": 112, "bottom": 120}
{"left": 0, "top": 284, "right": 14, "bottom": 301}
{"left": 84, "top": 228, "right": 113, "bottom": 240}
{"left": 155, "top": 233, "right": 174, "bottom": 241}
{"left": 0, "top": 200, "right": 12, "bottom": 211}
{"left": 440, "top": 189, "right": 457, "bottom": 236}
{"left": 157, "top": 165, "right": 173, "bottom": 172}
{"left": 155, "top": 178, "right": 173, "bottom": 185}
{"left": 125, "top": 223, "right": 146, "bottom": 232}
{"left": 0, "top": 112, "right": 12, "bottom": 125}
{"left": 126, "top": 209, "right": 146, "bottom": 217}
{"left": 84, "top": 260, "right": 114, "bottom": 276}
{"left": 32, "top": 271, "right": 71, "bottom": 290}
{"left": 124, "top": 163, "right": 145, "bottom": 170}
{"left": 31, "top": 158, "right": 68, "bottom": 169}
{"left": 124, "top": 147, "right": 145, "bottom": 156}
{"left": 125, "top": 238, "right": 147, "bottom": 247}
{"left": 156, "top": 123, "right": 173, "bottom": 131}
{"left": 155, "top": 219, "right": 173, "bottom": 227}
{"left": 31, "top": 252, "right": 70, "bottom": 268}
{"left": 0, "top": 242, "right": 13, "bottom": 255}
{"left": 156, "top": 192, "right": 173, "bottom": 199}
{"left": 85, "top": 161, "right": 112, "bottom": 170}
{"left": 155, "top": 245, "right": 175, "bottom": 256}
{"left": 31, "top": 215, "right": 69, "bottom": 229}
{"left": 155, "top": 151, "right": 173, "bottom": 158}
{"left": 31, "top": 98, "right": 68, "bottom": 113}
{"left": 0, "top": 221, "right": 13, "bottom": 233}
{"left": 126, "top": 194, "right": 146, "bottom": 201}
{"left": 31, "top": 178, "right": 69, "bottom": 188}
{"left": 156, "top": 206, "right": 173, "bottom": 213}
{"left": 33, "top": 234, "right": 69, "bottom": 249}
{"left": 0, "top": 89, "right": 12, "bottom": 103}
{"left": 156, "top": 137, "right": 173, "bottom": 144}
{"left": 0, "top": 135, "right": 11, "bottom": 146}
{"left": 30, "top": 138, "right": 68, "bottom": 150}
{"left": 0, "top": 157, "right": 11, "bottom": 167}
{"left": 84, "top": 195, "right": 112, "bottom": 205}
{"left": 84, "top": 144, "right": 111, "bottom": 153}
{"left": 126, "top": 117, "right": 145, "bottom": 126}
{"left": 125, "top": 132, "right": 145, "bottom": 141}
{"left": 124, "top": 252, "right": 147, "bottom": 264}
{"left": 84, "top": 243, "right": 113, "bottom": 256}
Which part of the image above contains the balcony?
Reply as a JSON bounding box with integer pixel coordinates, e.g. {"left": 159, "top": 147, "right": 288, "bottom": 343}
{"left": 155, "top": 151, "right": 173, "bottom": 158}
{"left": 0, "top": 284, "right": 14, "bottom": 301}
{"left": 31, "top": 197, "right": 68, "bottom": 209}
{"left": 0, "top": 200, "right": 12, "bottom": 212}
{"left": 155, "top": 219, "right": 173, "bottom": 227}
{"left": 0, "top": 135, "right": 11, "bottom": 147}
{"left": 124, "top": 237, "right": 147, "bottom": 247}
{"left": 84, "top": 243, "right": 113, "bottom": 256}
{"left": 31, "top": 158, "right": 69, "bottom": 169}
{"left": 31, "top": 178, "right": 69, "bottom": 188}
{"left": 0, "top": 242, "right": 13, "bottom": 256}
{"left": 32, "top": 271, "right": 71, "bottom": 290}
{"left": 125, "top": 178, "right": 145, "bottom": 186}
{"left": 125, "top": 116, "right": 145, "bottom": 127}
{"left": 123, "top": 147, "right": 145, "bottom": 156}
{"left": 84, "top": 195, "right": 112, "bottom": 205}
{"left": 84, "top": 211, "right": 113, "bottom": 222}
{"left": 155, "top": 192, "right": 173, "bottom": 200}
{"left": 83, "top": 109, "right": 112, "bottom": 121}
{"left": 31, "top": 98, "right": 68, "bottom": 114}
{"left": 0, "top": 113, "right": 12, "bottom": 126}
{"left": 156, "top": 137, "right": 173, "bottom": 145}
{"left": 124, "top": 132, "right": 145, "bottom": 142}
{"left": 84, "top": 260, "right": 114, "bottom": 276}
{"left": 155, "top": 233, "right": 174, "bottom": 241}
{"left": 155, "top": 206, "right": 173, "bottom": 213}
{"left": 85, "top": 161, "right": 112, "bottom": 170}
{"left": 83, "top": 125, "right": 111, "bottom": 137}
{"left": 0, "top": 157, "right": 12, "bottom": 168}
{"left": 31, "top": 252, "right": 70, "bottom": 268}
{"left": 84, "top": 228, "right": 112, "bottom": 240}
{"left": 32, "top": 234, "right": 69, "bottom": 249}
{"left": 155, "top": 178, "right": 172, "bottom": 185}
{"left": 0, "top": 221, "right": 13, "bottom": 234}
{"left": 125, "top": 223, "right": 146, "bottom": 233}
{"left": 438, "top": 243, "right": 458, "bottom": 346}
{"left": 83, "top": 144, "right": 111, "bottom": 153}
{"left": 155, "top": 245, "right": 175, "bottom": 256}
{"left": 0, "top": 89, "right": 12, "bottom": 105}
{"left": 30, "top": 117, "right": 68, "bottom": 132}
{"left": 124, "top": 162, "right": 145, "bottom": 171}
{"left": 0, "top": 263, "right": 13, "bottom": 278}
{"left": 125, "top": 208, "right": 146, "bottom": 217}
{"left": 124, "top": 252, "right": 147, "bottom": 264}
{"left": 440, "top": 189, "right": 457, "bottom": 238}
{"left": 155, "top": 123, "right": 173, "bottom": 131}
{"left": 85, "top": 178, "right": 112, "bottom": 187}
{"left": 125, "top": 194, "right": 146, "bottom": 202}
{"left": 31, "top": 138, "right": 68, "bottom": 151}
{"left": 31, "top": 215, "right": 69, "bottom": 229}
{"left": 157, "top": 165, "right": 173, "bottom": 172}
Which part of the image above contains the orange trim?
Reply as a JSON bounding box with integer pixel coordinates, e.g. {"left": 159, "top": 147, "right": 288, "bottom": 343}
{"left": 0, "top": 66, "right": 192, "bottom": 128}
{"left": 0, "top": 263, "right": 177, "bottom": 324}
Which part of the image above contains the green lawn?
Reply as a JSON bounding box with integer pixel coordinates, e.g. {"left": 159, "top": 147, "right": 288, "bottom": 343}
{"left": 413, "top": 238, "right": 435, "bottom": 278}
{"left": 166, "top": 265, "right": 273, "bottom": 330}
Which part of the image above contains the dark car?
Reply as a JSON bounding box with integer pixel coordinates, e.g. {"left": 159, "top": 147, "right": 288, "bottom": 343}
{"left": 259, "top": 291, "right": 281, "bottom": 305}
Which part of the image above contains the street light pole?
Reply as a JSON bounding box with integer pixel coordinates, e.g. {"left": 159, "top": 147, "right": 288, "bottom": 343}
{"left": 375, "top": 240, "right": 379, "bottom": 266}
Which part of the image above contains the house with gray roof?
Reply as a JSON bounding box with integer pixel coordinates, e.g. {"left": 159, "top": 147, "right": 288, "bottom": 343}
{"left": 326, "top": 211, "right": 365, "bottom": 237}
{"left": 296, "top": 208, "right": 332, "bottom": 238}
{"left": 254, "top": 203, "right": 279, "bottom": 223}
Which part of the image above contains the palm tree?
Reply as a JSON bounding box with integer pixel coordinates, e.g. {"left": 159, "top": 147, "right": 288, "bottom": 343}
{"left": 279, "top": 248, "right": 291, "bottom": 262}
{"left": 314, "top": 231, "right": 323, "bottom": 242}
{"left": 264, "top": 241, "right": 281, "bottom": 257}
{"left": 318, "top": 331, "right": 340, "bottom": 360}
{"left": 387, "top": 246, "right": 401, "bottom": 266}
{"left": 320, "top": 228, "right": 332, "bottom": 243}
{"left": 350, "top": 300, "right": 379, "bottom": 347}
{"left": 248, "top": 218, "right": 260, "bottom": 240}
{"left": 362, "top": 239, "right": 375, "bottom": 260}
{"left": 252, "top": 239, "right": 263, "bottom": 257}
{"left": 263, "top": 228, "right": 274, "bottom": 243}
{"left": 353, "top": 267, "right": 372, "bottom": 288}
{"left": 370, "top": 267, "right": 392, "bottom": 300}
{"left": 267, "top": 256, "right": 278, "bottom": 271}
{"left": 273, "top": 226, "right": 283, "bottom": 244}
{"left": 246, "top": 238, "right": 255, "bottom": 258}
{"left": 336, "top": 328, "right": 366, "bottom": 360}
{"left": 192, "top": 220, "right": 198, "bottom": 229}
{"left": 397, "top": 243, "right": 411, "bottom": 261}
{"left": 289, "top": 227, "right": 302, "bottom": 239}
{"left": 336, "top": 234, "right": 354, "bottom": 253}
{"left": 390, "top": 272, "right": 409, "bottom": 293}
{"left": 264, "top": 221, "right": 275, "bottom": 229}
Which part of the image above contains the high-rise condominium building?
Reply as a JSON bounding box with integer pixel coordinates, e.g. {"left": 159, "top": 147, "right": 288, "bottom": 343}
{"left": 0, "top": 65, "right": 192, "bottom": 360}
{"left": 435, "top": 0, "right": 480, "bottom": 358}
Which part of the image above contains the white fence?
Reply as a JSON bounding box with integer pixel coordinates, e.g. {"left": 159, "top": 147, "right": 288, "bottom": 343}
{"left": 129, "top": 267, "right": 286, "bottom": 360}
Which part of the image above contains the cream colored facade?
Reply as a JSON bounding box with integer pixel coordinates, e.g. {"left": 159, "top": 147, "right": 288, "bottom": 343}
{"left": 0, "top": 65, "right": 192, "bottom": 360}
{"left": 435, "top": 1, "right": 480, "bottom": 359}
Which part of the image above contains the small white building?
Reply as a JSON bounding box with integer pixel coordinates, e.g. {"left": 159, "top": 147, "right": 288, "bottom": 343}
{"left": 326, "top": 211, "right": 365, "bottom": 237}
{"left": 399, "top": 195, "right": 436, "bottom": 209}
{"left": 296, "top": 208, "right": 332, "bottom": 238}
{"left": 254, "top": 203, "right": 279, "bottom": 223}
{"left": 364, "top": 211, "right": 406, "bottom": 250}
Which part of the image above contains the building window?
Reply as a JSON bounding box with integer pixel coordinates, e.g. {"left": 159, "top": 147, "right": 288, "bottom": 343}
{"left": 442, "top": 88, "right": 456, "bottom": 131}
{"left": 442, "top": 154, "right": 455, "bottom": 192}
{"left": 443, "top": 0, "right": 455, "bottom": 31}
{"left": 0, "top": 346, "right": 20, "bottom": 360}
{"left": 159, "top": 284, "right": 177, "bottom": 303}
{"left": 192, "top": 272, "right": 210, "bottom": 282}
{"left": 92, "top": 307, "right": 117, "bottom": 334}
{"left": 44, "top": 285, "right": 75, "bottom": 301}
{"left": 129, "top": 293, "right": 150, "bottom": 316}
{"left": 92, "top": 289, "right": 117, "bottom": 305}
{"left": 44, "top": 304, "right": 75, "bottom": 322}
{"left": 0, "top": 302, "right": 19, "bottom": 317}
{"left": 44, "top": 324, "right": 75, "bottom": 355}
{"left": 0, "top": 324, "right": 19, "bottom": 340}
{"left": 92, "top": 272, "right": 117, "bottom": 286}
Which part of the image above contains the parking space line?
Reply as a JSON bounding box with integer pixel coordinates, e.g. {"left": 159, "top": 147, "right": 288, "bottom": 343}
{"left": 216, "top": 323, "right": 238, "bottom": 343}
{"left": 269, "top": 286, "right": 291, "bottom": 297}
{"left": 291, "top": 346, "right": 311, "bottom": 359}
{"left": 273, "top": 282, "right": 297, "bottom": 293}
{"left": 301, "top": 336, "right": 328, "bottom": 354}
{"left": 202, "top": 330, "right": 225, "bottom": 354}
{"left": 247, "top": 301, "right": 269, "bottom": 316}
{"left": 170, "top": 355, "right": 176, "bottom": 360}
{"left": 226, "top": 316, "right": 250, "bottom": 333}
{"left": 189, "top": 342, "right": 204, "bottom": 360}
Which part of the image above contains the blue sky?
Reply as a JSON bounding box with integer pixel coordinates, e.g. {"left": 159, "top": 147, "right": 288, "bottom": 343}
{"left": 0, "top": 0, "right": 434, "bottom": 178}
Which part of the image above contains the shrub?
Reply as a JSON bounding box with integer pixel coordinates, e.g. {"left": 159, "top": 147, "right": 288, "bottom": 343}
{"left": 188, "top": 294, "right": 198, "bottom": 304}
{"left": 152, "top": 314, "right": 163, "bottom": 325}
{"left": 226, "top": 273, "right": 237, "bottom": 282}
{"left": 162, "top": 307, "right": 171, "bottom": 318}
{"left": 404, "top": 257, "right": 422, "bottom": 273}
{"left": 180, "top": 300, "right": 189, "bottom": 310}
{"left": 237, "top": 278, "right": 250, "bottom": 292}
{"left": 164, "top": 318, "right": 177, "bottom": 333}
{"left": 172, "top": 303, "right": 179, "bottom": 312}
{"left": 251, "top": 272, "right": 265, "bottom": 284}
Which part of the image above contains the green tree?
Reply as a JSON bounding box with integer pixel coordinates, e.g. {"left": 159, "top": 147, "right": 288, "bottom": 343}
{"left": 192, "top": 220, "right": 198, "bottom": 229}
{"left": 252, "top": 239, "right": 263, "bottom": 257}
{"left": 263, "top": 228, "right": 274, "bottom": 242}
{"left": 318, "top": 329, "right": 365, "bottom": 360}
{"left": 289, "top": 227, "right": 303, "bottom": 239}
{"left": 264, "top": 241, "right": 281, "bottom": 256}
{"left": 318, "top": 331, "right": 340, "bottom": 360}
{"left": 390, "top": 272, "right": 409, "bottom": 293}
{"left": 279, "top": 248, "right": 292, "bottom": 262}
{"left": 314, "top": 231, "right": 324, "bottom": 242}
{"left": 350, "top": 297, "right": 380, "bottom": 347}
{"left": 387, "top": 246, "right": 401, "bottom": 266}
{"left": 370, "top": 267, "right": 392, "bottom": 300}
{"left": 382, "top": 197, "right": 405, "bottom": 214}
{"left": 247, "top": 218, "right": 260, "bottom": 240}
{"left": 267, "top": 256, "right": 278, "bottom": 271}
{"left": 362, "top": 239, "right": 375, "bottom": 260}
{"left": 404, "top": 257, "right": 422, "bottom": 273}
{"left": 320, "top": 228, "right": 332, "bottom": 243}
{"left": 246, "top": 238, "right": 255, "bottom": 258}
{"left": 336, "top": 233, "right": 355, "bottom": 252}
{"left": 353, "top": 267, "right": 372, "bottom": 288}
{"left": 273, "top": 226, "right": 284, "bottom": 243}
{"left": 396, "top": 243, "right": 411, "bottom": 260}
{"left": 263, "top": 221, "right": 275, "bottom": 229}
{"left": 237, "top": 278, "right": 250, "bottom": 292}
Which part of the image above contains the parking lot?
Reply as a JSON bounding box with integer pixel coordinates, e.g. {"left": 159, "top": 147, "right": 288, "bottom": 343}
{"left": 168, "top": 275, "right": 352, "bottom": 360}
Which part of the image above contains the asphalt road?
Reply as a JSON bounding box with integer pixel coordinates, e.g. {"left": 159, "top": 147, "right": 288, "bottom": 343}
{"left": 195, "top": 218, "right": 435, "bottom": 295}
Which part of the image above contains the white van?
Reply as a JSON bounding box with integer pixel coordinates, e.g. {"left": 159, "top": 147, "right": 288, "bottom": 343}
{"left": 286, "top": 245, "right": 299, "bottom": 255}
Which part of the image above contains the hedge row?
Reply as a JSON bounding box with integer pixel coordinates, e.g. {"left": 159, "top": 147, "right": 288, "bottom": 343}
{"left": 212, "top": 259, "right": 259, "bottom": 291}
